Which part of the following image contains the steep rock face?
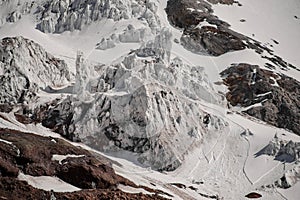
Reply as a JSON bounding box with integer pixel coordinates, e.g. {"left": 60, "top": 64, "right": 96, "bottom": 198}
{"left": 35, "top": 0, "right": 160, "bottom": 33}
{"left": 0, "top": 128, "right": 168, "bottom": 199}
{"left": 0, "top": 36, "right": 71, "bottom": 104}
{"left": 37, "top": 97, "right": 76, "bottom": 141}
{"left": 221, "top": 63, "right": 300, "bottom": 135}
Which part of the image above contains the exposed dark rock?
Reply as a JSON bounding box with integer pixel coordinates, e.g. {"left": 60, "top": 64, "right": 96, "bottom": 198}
{"left": 245, "top": 192, "right": 262, "bottom": 198}
{"left": 170, "top": 183, "right": 186, "bottom": 189}
{"left": 166, "top": 0, "right": 213, "bottom": 29}
{"left": 0, "top": 104, "right": 13, "bottom": 113}
{"left": 207, "top": 0, "right": 236, "bottom": 5}
{"left": 56, "top": 156, "right": 120, "bottom": 189}
{"left": 166, "top": 0, "right": 246, "bottom": 56}
{"left": 0, "top": 128, "right": 169, "bottom": 199}
{"left": 272, "top": 39, "right": 279, "bottom": 45}
{"left": 198, "top": 192, "right": 220, "bottom": 199}
{"left": 0, "top": 177, "right": 51, "bottom": 200}
{"left": 33, "top": 98, "right": 77, "bottom": 141}
{"left": 0, "top": 177, "right": 168, "bottom": 200}
{"left": 182, "top": 26, "right": 245, "bottom": 56}
{"left": 221, "top": 63, "right": 300, "bottom": 135}
{"left": 188, "top": 185, "right": 198, "bottom": 191}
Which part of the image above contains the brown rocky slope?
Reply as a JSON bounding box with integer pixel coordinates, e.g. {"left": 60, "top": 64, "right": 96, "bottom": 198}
{"left": 221, "top": 63, "right": 300, "bottom": 135}
{"left": 0, "top": 128, "right": 169, "bottom": 200}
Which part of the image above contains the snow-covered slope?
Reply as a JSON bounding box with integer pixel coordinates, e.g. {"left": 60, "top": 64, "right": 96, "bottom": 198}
{"left": 0, "top": 0, "right": 300, "bottom": 199}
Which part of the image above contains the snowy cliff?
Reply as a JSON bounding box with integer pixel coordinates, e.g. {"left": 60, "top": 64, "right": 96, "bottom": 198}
{"left": 40, "top": 30, "right": 226, "bottom": 170}
{"left": 0, "top": 36, "right": 70, "bottom": 104}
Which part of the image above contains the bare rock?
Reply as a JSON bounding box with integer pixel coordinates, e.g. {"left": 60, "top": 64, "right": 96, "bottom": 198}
{"left": 166, "top": 0, "right": 246, "bottom": 56}
{"left": 0, "top": 128, "right": 167, "bottom": 199}
{"left": 245, "top": 192, "right": 262, "bottom": 198}
{"left": 221, "top": 63, "right": 300, "bottom": 135}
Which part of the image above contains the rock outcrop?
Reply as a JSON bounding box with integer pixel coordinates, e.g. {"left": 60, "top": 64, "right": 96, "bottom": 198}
{"left": 181, "top": 26, "right": 245, "bottom": 56}
{"left": 221, "top": 63, "right": 300, "bottom": 135}
{"left": 256, "top": 136, "right": 300, "bottom": 162}
{"left": 0, "top": 128, "right": 168, "bottom": 199}
{"left": 245, "top": 192, "right": 262, "bottom": 199}
{"left": 166, "top": 0, "right": 246, "bottom": 56}
{"left": 0, "top": 36, "right": 71, "bottom": 104}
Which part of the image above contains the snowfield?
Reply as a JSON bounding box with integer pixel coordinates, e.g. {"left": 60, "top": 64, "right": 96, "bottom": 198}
{"left": 1, "top": 0, "right": 300, "bottom": 199}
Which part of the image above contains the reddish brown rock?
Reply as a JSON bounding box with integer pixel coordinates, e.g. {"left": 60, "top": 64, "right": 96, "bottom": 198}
{"left": 0, "top": 128, "right": 169, "bottom": 199}
{"left": 245, "top": 192, "right": 262, "bottom": 198}
{"left": 221, "top": 64, "right": 300, "bottom": 135}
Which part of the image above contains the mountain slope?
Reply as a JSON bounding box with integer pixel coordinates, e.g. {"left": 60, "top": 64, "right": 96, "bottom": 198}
{"left": 0, "top": 0, "right": 300, "bottom": 199}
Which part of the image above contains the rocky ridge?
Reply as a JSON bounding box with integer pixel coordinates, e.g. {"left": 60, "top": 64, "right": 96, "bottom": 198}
{"left": 166, "top": 0, "right": 246, "bottom": 56}
{"left": 221, "top": 63, "right": 300, "bottom": 135}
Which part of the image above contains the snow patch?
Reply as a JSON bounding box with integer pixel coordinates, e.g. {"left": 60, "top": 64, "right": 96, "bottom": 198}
{"left": 51, "top": 154, "right": 85, "bottom": 164}
{"left": 18, "top": 172, "right": 81, "bottom": 192}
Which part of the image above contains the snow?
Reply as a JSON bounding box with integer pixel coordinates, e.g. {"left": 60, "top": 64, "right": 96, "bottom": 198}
{"left": 213, "top": 0, "right": 300, "bottom": 76}
{"left": 278, "top": 181, "right": 300, "bottom": 200}
{"left": 1, "top": 104, "right": 299, "bottom": 199}
{"left": 18, "top": 172, "right": 81, "bottom": 192}
{"left": 118, "top": 184, "right": 153, "bottom": 195}
{"left": 0, "top": 0, "right": 300, "bottom": 199}
{"left": 51, "top": 154, "right": 85, "bottom": 164}
{"left": 226, "top": 113, "right": 300, "bottom": 188}
{"left": 196, "top": 19, "right": 218, "bottom": 29}
{"left": 256, "top": 91, "right": 272, "bottom": 98}
{"left": 0, "top": 138, "right": 12, "bottom": 145}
